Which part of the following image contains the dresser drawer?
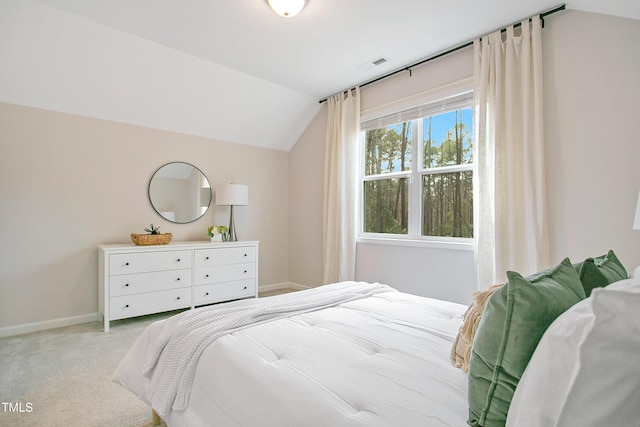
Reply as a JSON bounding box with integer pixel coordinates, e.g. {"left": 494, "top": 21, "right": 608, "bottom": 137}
{"left": 99, "top": 241, "right": 259, "bottom": 331}
{"left": 194, "top": 263, "right": 256, "bottom": 285}
{"left": 194, "top": 280, "right": 256, "bottom": 306}
{"left": 109, "top": 287, "right": 191, "bottom": 320}
{"left": 194, "top": 247, "right": 256, "bottom": 267}
{"left": 109, "top": 250, "right": 192, "bottom": 275}
{"left": 110, "top": 270, "right": 191, "bottom": 297}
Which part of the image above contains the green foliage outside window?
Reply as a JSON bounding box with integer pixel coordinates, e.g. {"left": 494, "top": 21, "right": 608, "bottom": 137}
{"left": 364, "top": 178, "right": 409, "bottom": 234}
{"left": 363, "top": 108, "right": 473, "bottom": 238}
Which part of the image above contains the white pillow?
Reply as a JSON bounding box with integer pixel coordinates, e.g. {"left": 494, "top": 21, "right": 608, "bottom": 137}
{"left": 506, "top": 277, "right": 640, "bottom": 427}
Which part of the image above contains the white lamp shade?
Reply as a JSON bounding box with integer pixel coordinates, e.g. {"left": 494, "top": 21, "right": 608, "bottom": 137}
{"left": 267, "top": 0, "right": 305, "bottom": 18}
{"left": 215, "top": 184, "right": 248, "bottom": 206}
{"left": 634, "top": 190, "right": 640, "bottom": 230}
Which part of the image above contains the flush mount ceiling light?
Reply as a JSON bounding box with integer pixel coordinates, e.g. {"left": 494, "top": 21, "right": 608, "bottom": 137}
{"left": 267, "top": 0, "right": 306, "bottom": 18}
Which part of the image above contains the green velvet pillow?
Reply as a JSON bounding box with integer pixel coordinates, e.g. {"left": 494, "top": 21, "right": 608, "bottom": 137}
{"left": 575, "top": 250, "right": 628, "bottom": 297}
{"left": 467, "top": 258, "right": 586, "bottom": 427}
{"left": 576, "top": 258, "right": 608, "bottom": 296}
{"left": 593, "top": 250, "right": 627, "bottom": 281}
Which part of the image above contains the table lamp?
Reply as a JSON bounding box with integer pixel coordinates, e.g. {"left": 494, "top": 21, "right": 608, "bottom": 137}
{"left": 215, "top": 184, "right": 249, "bottom": 242}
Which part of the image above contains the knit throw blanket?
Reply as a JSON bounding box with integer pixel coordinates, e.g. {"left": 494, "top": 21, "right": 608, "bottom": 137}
{"left": 141, "top": 281, "right": 395, "bottom": 416}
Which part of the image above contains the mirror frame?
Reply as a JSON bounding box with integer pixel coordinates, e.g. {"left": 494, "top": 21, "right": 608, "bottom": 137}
{"left": 148, "top": 162, "right": 212, "bottom": 224}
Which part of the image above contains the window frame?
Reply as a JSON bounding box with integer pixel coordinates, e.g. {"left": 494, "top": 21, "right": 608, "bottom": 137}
{"left": 359, "top": 88, "right": 474, "bottom": 249}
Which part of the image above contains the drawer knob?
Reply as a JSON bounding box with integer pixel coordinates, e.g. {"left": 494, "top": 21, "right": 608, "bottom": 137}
{"left": 205, "top": 292, "right": 209, "bottom": 296}
{"left": 176, "top": 277, "right": 181, "bottom": 281}
{"left": 244, "top": 286, "right": 247, "bottom": 290}
{"left": 244, "top": 270, "right": 248, "bottom": 274}
{"left": 125, "top": 304, "right": 130, "bottom": 308}
{"left": 177, "top": 258, "right": 181, "bottom": 262}
{"left": 244, "top": 254, "right": 247, "bottom": 257}
{"left": 176, "top": 296, "right": 181, "bottom": 300}
{"left": 124, "top": 283, "right": 129, "bottom": 287}
{"left": 125, "top": 262, "right": 130, "bottom": 266}
{"left": 206, "top": 256, "right": 210, "bottom": 260}
{"left": 205, "top": 274, "right": 209, "bottom": 278}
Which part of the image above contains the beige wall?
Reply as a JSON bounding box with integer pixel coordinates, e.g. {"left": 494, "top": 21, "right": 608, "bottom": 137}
{"left": 287, "top": 10, "right": 640, "bottom": 303}
{"left": 2, "top": 8, "right": 639, "bottom": 332}
{"left": 543, "top": 11, "right": 640, "bottom": 266}
{"left": 288, "top": 106, "right": 327, "bottom": 287}
{"left": 287, "top": 45, "right": 478, "bottom": 302}
{"left": 0, "top": 103, "right": 289, "bottom": 331}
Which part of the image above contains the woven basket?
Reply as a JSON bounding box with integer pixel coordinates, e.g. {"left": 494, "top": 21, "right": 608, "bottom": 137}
{"left": 130, "top": 233, "right": 172, "bottom": 246}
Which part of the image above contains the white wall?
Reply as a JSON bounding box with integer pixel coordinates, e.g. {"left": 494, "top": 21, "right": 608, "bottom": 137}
{"left": 288, "top": 9, "right": 640, "bottom": 304}
{"left": 0, "top": 0, "right": 320, "bottom": 152}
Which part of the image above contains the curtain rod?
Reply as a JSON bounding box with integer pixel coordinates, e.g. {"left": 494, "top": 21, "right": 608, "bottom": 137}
{"left": 319, "top": 3, "right": 566, "bottom": 104}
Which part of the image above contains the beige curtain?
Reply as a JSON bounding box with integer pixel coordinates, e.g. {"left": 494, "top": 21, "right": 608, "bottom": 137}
{"left": 473, "top": 16, "right": 549, "bottom": 289}
{"left": 323, "top": 87, "right": 360, "bottom": 284}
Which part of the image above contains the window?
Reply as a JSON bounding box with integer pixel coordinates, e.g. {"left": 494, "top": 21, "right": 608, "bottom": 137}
{"left": 361, "top": 92, "right": 473, "bottom": 241}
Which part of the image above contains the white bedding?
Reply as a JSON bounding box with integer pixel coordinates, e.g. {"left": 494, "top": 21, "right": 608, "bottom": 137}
{"left": 113, "top": 283, "right": 469, "bottom": 427}
{"left": 142, "top": 282, "right": 395, "bottom": 415}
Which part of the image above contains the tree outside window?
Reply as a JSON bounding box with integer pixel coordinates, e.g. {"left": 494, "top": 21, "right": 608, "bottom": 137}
{"left": 362, "top": 104, "right": 473, "bottom": 239}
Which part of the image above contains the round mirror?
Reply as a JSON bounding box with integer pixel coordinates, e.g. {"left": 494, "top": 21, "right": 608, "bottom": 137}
{"left": 148, "top": 162, "right": 212, "bottom": 224}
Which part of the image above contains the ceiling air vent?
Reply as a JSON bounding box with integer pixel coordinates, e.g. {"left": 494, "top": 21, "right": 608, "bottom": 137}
{"left": 357, "top": 56, "right": 391, "bottom": 71}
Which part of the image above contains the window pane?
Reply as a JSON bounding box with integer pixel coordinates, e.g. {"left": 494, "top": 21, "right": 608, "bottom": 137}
{"left": 423, "top": 108, "right": 473, "bottom": 169}
{"left": 364, "top": 123, "right": 412, "bottom": 176}
{"left": 364, "top": 178, "right": 409, "bottom": 234}
{"left": 422, "top": 171, "right": 473, "bottom": 238}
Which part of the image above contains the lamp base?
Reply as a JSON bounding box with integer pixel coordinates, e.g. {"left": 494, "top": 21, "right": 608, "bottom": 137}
{"left": 228, "top": 205, "right": 238, "bottom": 242}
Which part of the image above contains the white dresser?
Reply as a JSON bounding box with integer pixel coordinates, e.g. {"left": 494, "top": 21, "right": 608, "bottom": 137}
{"left": 98, "top": 241, "right": 259, "bottom": 331}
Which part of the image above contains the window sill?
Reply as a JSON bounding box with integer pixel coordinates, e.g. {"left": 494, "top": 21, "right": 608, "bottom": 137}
{"left": 357, "top": 236, "right": 474, "bottom": 251}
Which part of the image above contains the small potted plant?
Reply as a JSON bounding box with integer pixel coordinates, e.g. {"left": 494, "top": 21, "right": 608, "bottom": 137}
{"left": 144, "top": 224, "right": 161, "bottom": 235}
{"left": 131, "top": 224, "right": 172, "bottom": 245}
{"left": 208, "top": 225, "right": 229, "bottom": 242}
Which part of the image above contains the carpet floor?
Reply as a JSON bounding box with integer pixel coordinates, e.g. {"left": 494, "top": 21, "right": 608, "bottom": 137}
{"left": 0, "top": 310, "right": 178, "bottom": 427}
{"left": 0, "top": 288, "right": 296, "bottom": 427}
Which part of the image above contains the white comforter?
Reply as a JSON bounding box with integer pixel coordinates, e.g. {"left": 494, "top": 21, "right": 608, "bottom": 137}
{"left": 113, "top": 283, "right": 469, "bottom": 427}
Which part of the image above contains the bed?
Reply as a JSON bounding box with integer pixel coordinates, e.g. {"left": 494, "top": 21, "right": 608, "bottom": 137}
{"left": 113, "top": 281, "right": 470, "bottom": 427}
{"left": 114, "top": 254, "right": 640, "bottom": 427}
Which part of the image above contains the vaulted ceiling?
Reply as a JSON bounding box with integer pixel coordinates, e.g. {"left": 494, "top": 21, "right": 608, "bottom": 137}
{"left": 4, "top": 0, "right": 639, "bottom": 151}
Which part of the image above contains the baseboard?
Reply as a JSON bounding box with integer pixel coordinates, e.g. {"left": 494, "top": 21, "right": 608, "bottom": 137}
{"left": 259, "top": 282, "right": 311, "bottom": 293}
{"left": 0, "top": 312, "right": 100, "bottom": 338}
{"left": 2, "top": 283, "right": 312, "bottom": 337}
